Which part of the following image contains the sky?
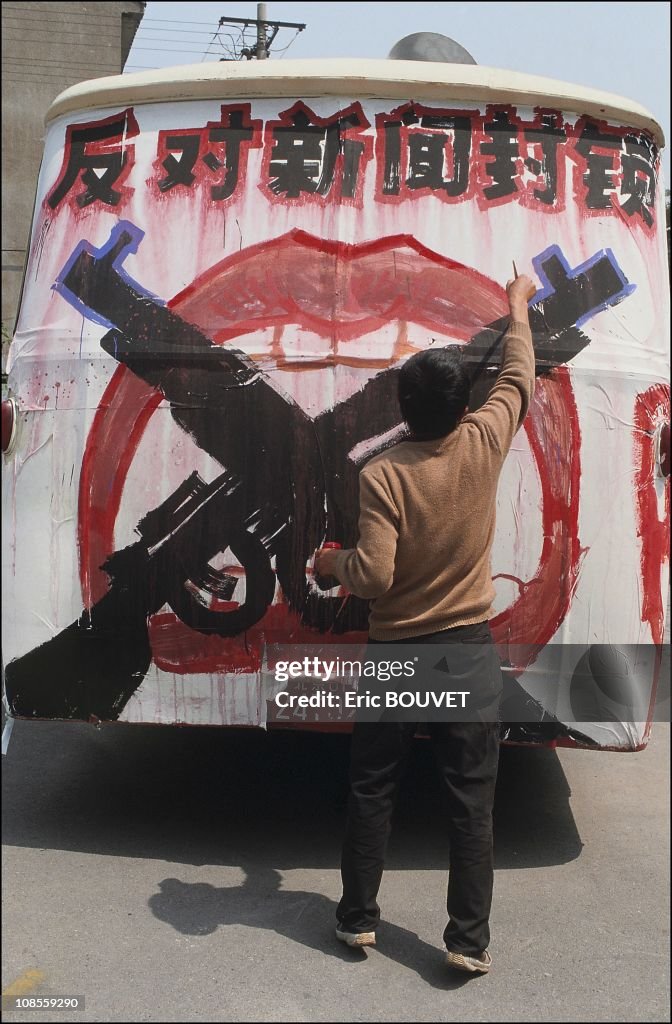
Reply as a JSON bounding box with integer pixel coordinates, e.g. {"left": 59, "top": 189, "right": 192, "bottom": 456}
{"left": 126, "top": 1, "right": 671, "bottom": 185}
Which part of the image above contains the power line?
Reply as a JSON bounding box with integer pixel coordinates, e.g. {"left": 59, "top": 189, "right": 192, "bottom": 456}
{"left": 1, "top": 11, "right": 229, "bottom": 27}
{"left": 201, "top": 28, "right": 222, "bottom": 63}
{"left": 2, "top": 57, "right": 121, "bottom": 70}
{"left": 2, "top": 5, "right": 143, "bottom": 19}
{"left": 131, "top": 46, "right": 229, "bottom": 55}
{"left": 2, "top": 8, "right": 308, "bottom": 68}
{"left": 143, "top": 17, "right": 262, "bottom": 28}
{"left": 2, "top": 70, "right": 120, "bottom": 82}
{"left": 216, "top": 5, "right": 306, "bottom": 61}
{"left": 1, "top": 24, "right": 225, "bottom": 38}
{"left": 3, "top": 43, "right": 233, "bottom": 57}
{"left": 1, "top": 10, "right": 134, "bottom": 25}
{"left": 124, "top": 24, "right": 233, "bottom": 36}
{"left": 2, "top": 30, "right": 222, "bottom": 45}
{"left": 276, "top": 31, "right": 303, "bottom": 59}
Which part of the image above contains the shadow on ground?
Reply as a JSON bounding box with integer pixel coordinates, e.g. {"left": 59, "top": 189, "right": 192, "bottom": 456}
{"left": 2, "top": 720, "right": 581, "bottom": 870}
{"left": 148, "top": 865, "right": 481, "bottom": 991}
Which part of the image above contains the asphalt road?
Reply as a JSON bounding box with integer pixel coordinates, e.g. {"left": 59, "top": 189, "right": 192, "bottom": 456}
{"left": 1, "top": 703, "right": 669, "bottom": 1023}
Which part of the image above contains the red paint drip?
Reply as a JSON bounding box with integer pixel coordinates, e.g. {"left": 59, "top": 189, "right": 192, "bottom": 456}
{"left": 490, "top": 367, "right": 584, "bottom": 667}
{"left": 633, "top": 383, "right": 671, "bottom": 646}
{"left": 78, "top": 367, "right": 163, "bottom": 607}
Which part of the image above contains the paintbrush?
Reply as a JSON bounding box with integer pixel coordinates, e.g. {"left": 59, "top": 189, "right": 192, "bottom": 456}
{"left": 512, "top": 259, "right": 549, "bottom": 334}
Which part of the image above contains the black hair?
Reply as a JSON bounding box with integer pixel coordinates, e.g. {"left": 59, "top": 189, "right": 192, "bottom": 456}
{"left": 398, "top": 345, "right": 471, "bottom": 439}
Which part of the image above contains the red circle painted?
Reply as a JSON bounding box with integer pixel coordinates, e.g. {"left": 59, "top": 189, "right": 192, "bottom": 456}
{"left": 78, "top": 234, "right": 583, "bottom": 675}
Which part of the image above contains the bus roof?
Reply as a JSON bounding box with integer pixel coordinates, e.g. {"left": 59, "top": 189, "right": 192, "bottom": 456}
{"left": 46, "top": 58, "right": 664, "bottom": 146}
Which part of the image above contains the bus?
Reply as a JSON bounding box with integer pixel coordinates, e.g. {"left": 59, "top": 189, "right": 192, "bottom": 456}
{"left": 2, "top": 55, "right": 669, "bottom": 750}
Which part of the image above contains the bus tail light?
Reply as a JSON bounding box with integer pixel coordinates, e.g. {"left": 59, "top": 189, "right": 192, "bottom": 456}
{"left": 2, "top": 398, "right": 17, "bottom": 454}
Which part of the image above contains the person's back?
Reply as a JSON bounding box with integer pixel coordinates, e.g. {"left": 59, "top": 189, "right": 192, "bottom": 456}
{"left": 316, "top": 273, "right": 537, "bottom": 975}
{"left": 327, "top": 298, "right": 535, "bottom": 640}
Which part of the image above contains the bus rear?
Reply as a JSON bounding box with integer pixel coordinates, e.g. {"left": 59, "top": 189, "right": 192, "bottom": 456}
{"left": 2, "top": 59, "right": 669, "bottom": 748}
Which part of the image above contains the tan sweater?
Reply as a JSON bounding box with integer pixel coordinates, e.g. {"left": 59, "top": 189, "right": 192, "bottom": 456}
{"left": 331, "top": 321, "right": 535, "bottom": 640}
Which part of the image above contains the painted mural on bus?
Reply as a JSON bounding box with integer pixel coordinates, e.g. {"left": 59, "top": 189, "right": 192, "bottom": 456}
{"left": 2, "top": 67, "right": 669, "bottom": 748}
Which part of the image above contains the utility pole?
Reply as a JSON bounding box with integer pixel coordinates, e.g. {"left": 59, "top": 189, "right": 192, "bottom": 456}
{"left": 217, "top": 5, "right": 306, "bottom": 61}
{"left": 256, "top": 3, "right": 267, "bottom": 60}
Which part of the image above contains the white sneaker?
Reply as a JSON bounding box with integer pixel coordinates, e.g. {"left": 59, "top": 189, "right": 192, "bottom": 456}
{"left": 445, "top": 949, "right": 492, "bottom": 973}
{"left": 335, "top": 927, "right": 376, "bottom": 947}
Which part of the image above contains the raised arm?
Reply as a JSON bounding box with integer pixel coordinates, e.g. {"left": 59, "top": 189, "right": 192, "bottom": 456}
{"left": 466, "top": 274, "right": 537, "bottom": 455}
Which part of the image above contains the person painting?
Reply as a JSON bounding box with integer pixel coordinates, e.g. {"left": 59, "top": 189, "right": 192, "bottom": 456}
{"left": 314, "top": 273, "right": 537, "bottom": 974}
